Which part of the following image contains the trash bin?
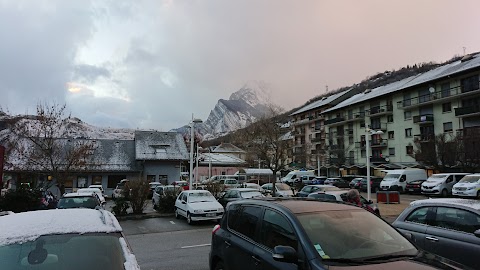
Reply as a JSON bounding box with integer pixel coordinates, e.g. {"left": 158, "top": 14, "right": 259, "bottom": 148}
{"left": 376, "top": 191, "right": 400, "bottom": 204}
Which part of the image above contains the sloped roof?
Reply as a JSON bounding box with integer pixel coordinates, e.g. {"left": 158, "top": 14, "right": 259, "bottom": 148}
{"left": 87, "top": 139, "right": 137, "bottom": 172}
{"left": 198, "top": 153, "right": 246, "bottom": 166}
{"left": 135, "top": 131, "right": 189, "bottom": 161}
{"left": 290, "top": 89, "right": 352, "bottom": 116}
{"left": 324, "top": 53, "right": 480, "bottom": 114}
{"left": 212, "top": 143, "right": 246, "bottom": 153}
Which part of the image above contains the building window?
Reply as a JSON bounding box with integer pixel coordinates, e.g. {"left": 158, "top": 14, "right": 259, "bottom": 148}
{"left": 443, "top": 122, "right": 453, "bottom": 132}
{"left": 92, "top": 175, "right": 102, "bottom": 185}
{"left": 442, "top": 102, "right": 451, "bottom": 113}
{"left": 77, "top": 176, "right": 88, "bottom": 188}
{"left": 389, "top": 147, "right": 395, "bottom": 156}
{"left": 403, "top": 93, "right": 411, "bottom": 106}
{"left": 387, "top": 115, "right": 394, "bottom": 123}
{"left": 159, "top": 175, "right": 168, "bottom": 185}
{"left": 404, "top": 111, "right": 412, "bottom": 120}
{"left": 388, "top": 131, "right": 394, "bottom": 139}
{"left": 405, "top": 128, "right": 412, "bottom": 137}
{"left": 406, "top": 145, "right": 414, "bottom": 155}
{"left": 361, "top": 150, "right": 366, "bottom": 158}
{"left": 107, "top": 175, "right": 127, "bottom": 188}
{"left": 349, "top": 136, "right": 353, "bottom": 145}
{"left": 461, "top": 75, "right": 479, "bottom": 93}
{"left": 441, "top": 82, "right": 450, "bottom": 98}
{"left": 147, "top": 175, "right": 156, "bottom": 182}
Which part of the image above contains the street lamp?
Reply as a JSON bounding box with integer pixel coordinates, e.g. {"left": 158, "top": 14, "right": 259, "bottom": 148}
{"left": 365, "top": 128, "right": 384, "bottom": 201}
{"left": 189, "top": 116, "right": 203, "bottom": 190}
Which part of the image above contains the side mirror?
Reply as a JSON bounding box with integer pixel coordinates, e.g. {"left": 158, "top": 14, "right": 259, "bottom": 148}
{"left": 272, "top": 246, "right": 298, "bottom": 264}
{"left": 182, "top": 200, "right": 186, "bottom": 204}
{"left": 399, "top": 178, "right": 406, "bottom": 182}
{"left": 474, "top": 229, "right": 480, "bottom": 238}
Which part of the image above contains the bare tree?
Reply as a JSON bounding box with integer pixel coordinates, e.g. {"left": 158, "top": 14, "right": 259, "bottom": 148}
{"left": 1, "top": 102, "right": 97, "bottom": 193}
{"left": 235, "top": 106, "right": 290, "bottom": 196}
{"left": 413, "top": 133, "right": 462, "bottom": 171}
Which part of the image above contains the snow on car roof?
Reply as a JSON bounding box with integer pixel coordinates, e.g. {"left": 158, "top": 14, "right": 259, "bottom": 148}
{"left": 0, "top": 209, "right": 122, "bottom": 246}
{"left": 410, "top": 198, "right": 480, "bottom": 211}
{"left": 63, "top": 192, "right": 95, "bottom": 198}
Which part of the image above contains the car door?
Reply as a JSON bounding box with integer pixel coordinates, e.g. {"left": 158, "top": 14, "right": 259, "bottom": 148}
{"left": 223, "top": 204, "right": 263, "bottom": 270}
{"left": 253, "top": 208, "right": 299, "bottom": 270}
{"left": 424, "top": 207, "right": 480, "bottom": 269}
{"left": 393, "top": 206, "right": 433, "bottom": 249}
{"left": 176, "top": 192, "right": 188, "bottom": 217}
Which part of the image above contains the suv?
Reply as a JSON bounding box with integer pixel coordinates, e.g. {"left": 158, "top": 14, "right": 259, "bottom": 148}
{"left": 210, "top": 198, "right": 461, "bottom": 270}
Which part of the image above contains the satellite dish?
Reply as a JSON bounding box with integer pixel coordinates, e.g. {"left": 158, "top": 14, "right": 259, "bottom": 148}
{"left": 429, "top": 87, "right": 435, "bottom": 93}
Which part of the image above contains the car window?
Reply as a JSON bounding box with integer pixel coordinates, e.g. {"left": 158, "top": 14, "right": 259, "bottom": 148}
{"left": 302, "top": 186, "right": 312, "bottom": 192}
{"left": 309, "top": 193, "right": 337, "bottom": 201}
{"left": 227, "top": 205, "right": 262, "bottom": 240}
{"left": 433, "top": 207, "right": 480, "bottom": 234}
{"left": 454, "top": 175, "right": 465, "bottom": 182}
{"left": 405, "top": 207, "right": 431, "bottom": 225}
{"left": 259, "top": 209, "right": 298, "bottom": 250}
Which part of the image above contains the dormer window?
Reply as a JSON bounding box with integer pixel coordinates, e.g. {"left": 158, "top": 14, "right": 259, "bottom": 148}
{"left": 152, "top": 144, "right": 170, "bottom": 154}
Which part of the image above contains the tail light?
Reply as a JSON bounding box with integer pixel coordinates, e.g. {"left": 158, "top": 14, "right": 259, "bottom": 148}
{"left": 212, "top": 224, "right": 221, "bottom": 235}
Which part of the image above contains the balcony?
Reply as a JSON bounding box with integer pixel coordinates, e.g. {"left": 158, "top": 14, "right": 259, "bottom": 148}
{"left": 414, "top": 133, "right": 434, "bottom": 142}
{"left": 369, "top": 122, "right": 388, "bottom": 131}
{"left": 369, "top": 105, "right": 393, "bottom": 116}
{"left": 455, "top": 104, "right": 480, "bottom": 117}
{"left": 413, "top": 114, "right": 434, "bottom": 125}
{"left": 292, "top": 129, "right": 306, "bottom": 136}
{"left": 397, "top": 84, "right": 480, "bottom": 110}
{"left": 370, "top": 140, "right": 388, "bottom": 148}
{"left": 370, "top": 157, "right": 389, "bottom": 164}
{"left": 293, "top": 115, "right": 325, "bottom": 126}
{"left": 311, "top": 136, "right": 324, "bottom": 143}
{"left": 324, "top": 116, "right": 345, "bottom": 125}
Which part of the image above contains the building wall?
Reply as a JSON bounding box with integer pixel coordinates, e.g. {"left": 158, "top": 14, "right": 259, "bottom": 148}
{"left": 142, "top": 160, "right": 183, "bottom": 184}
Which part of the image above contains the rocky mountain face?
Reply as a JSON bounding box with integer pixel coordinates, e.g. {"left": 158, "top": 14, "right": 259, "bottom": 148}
{"left": 172, "top": 81, "right": 272, "bottom": 140}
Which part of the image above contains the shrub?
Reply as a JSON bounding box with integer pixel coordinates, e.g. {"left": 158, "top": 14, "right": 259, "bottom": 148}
{"left": 155, "top": 189, "right": 178, "bottom": 213}
{"left": 0, "top": 188, "right": 43, "bottom": 212}
{"left": 111, "top": 197, "right": 129, "bottom": 216}
{"left": 128, "top": 178, "right": 150, "bottom": 214}
{"left": 204, "top": 182, "right": 225, "bottom": 198}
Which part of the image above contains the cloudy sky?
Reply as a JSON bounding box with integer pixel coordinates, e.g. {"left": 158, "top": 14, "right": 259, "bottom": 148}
{"left": 1, "top": 0, "right": 480, "bottom": 131}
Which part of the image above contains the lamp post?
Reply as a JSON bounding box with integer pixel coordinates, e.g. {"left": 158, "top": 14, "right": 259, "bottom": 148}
{"left": 365, "top": 128, "right": 384, "bottom": 201}
{"left": 189, "top": 116, "right": 203, "bottom": 190}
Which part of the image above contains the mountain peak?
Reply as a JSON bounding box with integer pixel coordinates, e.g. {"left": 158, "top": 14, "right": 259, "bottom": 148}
{"left": 229, "top": 80, "right": 271, "bottom": 107}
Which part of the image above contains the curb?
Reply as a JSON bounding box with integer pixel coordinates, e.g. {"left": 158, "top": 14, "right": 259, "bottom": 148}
{"left": 114, "top": 212, "right": 174, "bottom": 221}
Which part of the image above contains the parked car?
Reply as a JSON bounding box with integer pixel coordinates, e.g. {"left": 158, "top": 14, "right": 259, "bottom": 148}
{"left": 77, "top": 187, "right": 106, "bottom": 204}
{"left": 88, "top": 184, "right": 105, "bottom": 196}
{"left": 280, "top": 170, "right": 315, "bottom": 186}
{"left": 238, "top": 182, "right": 265, "bottom": 193}
{"left": 296, "top": 184, "right": 341, "bottom": 197}
{"left": 323, "top": 177, "right": 341, "bottom": 185}
{"left": 325, "top": 178, "right": 350, "bottom": 188}
{"left": 392, "top": 198, "right": 480, "bottom": 269}
{"left": 152, "top": 185, "right": 182, "bottom": 209}
{"left": 112, "top": 179, "right": 129, "bottom": 200}
{"left": 261, "top": 183, "right": 294, "bottom": 197}
{"left": 421, "top": 173, "right": 469, "bottom": 197}
{"left": 300, "top": 175, "right": 317, "bottom": 185}
{"left": 359, "top": 177, "right": 384, "bottom": 193}
{"left": 218, "top": 188, "right": 264, "bottom": 207}
{"left": 349, "top": 177, "right": 363, "bottom": 189}
{"left": 172, "top": 180, "right": 190, "bottom": 190}
{"left": 308, "top": 189, "right": 381, "bottom": 216}
{"left": 405, "top": 180, "right": 426, "bottom": 194}
{"left": 57, "top": 193, "right": 103, "bottom": 209}
{"left": 311, "top": 176, "right": 327, "bottom": 185}
{"left": 0, "top": 208, "right": 140, "bottom": 269}
{"left": 219, "top": 178, "right": 241, "bottom": 190}
{"left": 148, "top": 181, "right": 162, "bottom": 198}
{"left": 452, "top": 174, "right": 480, "bottom": 198}
{"left": 210, "top": 198, "right": 462, "bottom": 270}
{"left": 380, "top": 169, "right": 427, "bottom": 192}
{"left": 174, "top": 190, "right": 224, "bottom": 224}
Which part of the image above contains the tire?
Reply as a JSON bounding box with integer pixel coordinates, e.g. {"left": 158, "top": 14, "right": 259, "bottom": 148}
{"left": 175, "top": 208, "right": 180, "bottom": 219}
{"left": 214, "top": 261, "right": 224, "bottom": 270}
{"left": 441, "top": 189, "right": 448, "bottom": 197}
{"left": 477, "top": 191, "right": 480, "bottom": 199}
{"left": 187, "top": 213, "right": 193, "bottom": 225}
{"left": 153, "top": 202, "right": 157, "bottom": 210}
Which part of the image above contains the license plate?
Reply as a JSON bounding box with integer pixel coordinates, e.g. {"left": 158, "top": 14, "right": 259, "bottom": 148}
{"left": 206, "top": 213, "right": 216, "bottom": 217}
{"left": 408, "top": 189, "right": 414, "bottom": 192}
{"left": 456, "top": 192, "right": 464, "bottom": 195}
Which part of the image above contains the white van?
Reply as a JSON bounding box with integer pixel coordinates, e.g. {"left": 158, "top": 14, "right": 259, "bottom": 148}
{"left": 379, "top": 169, "right": 427, "bottom": 192}
{"left": 421, "top": 173, "right": 469, "bottom": 197}
{"left": 452, "top": 174, "right": 480, "bottom": 198}
{"left": 281, "top": 170, "right": 315, "bottom": 185}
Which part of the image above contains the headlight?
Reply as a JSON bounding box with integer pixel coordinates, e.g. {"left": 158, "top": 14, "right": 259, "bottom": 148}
{"left": 467, "top": 186, "right": 475, "bottom": 190}
{"left": 193, "top": 209, "right": 202, "bottom": 213}
{"left": 217, "top": 208, "right": 223, "bottom": 212}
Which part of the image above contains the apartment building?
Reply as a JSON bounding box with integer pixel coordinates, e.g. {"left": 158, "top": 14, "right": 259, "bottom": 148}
{"left": 289, "top": 89, "right": 357, "bottom": 171}
{"left": 321, "top": 53, "right": 480, "bottom": 176}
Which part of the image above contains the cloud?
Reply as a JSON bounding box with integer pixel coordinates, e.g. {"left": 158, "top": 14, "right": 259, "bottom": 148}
{"left": 73, "top": 64, "right": 111, "bottom": 83}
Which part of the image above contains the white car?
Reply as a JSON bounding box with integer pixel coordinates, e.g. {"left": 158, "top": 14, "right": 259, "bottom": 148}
{"left": 261, "top": 183, "right": 294, "bottom": 197}
{"left": 452, "top": 174, "right": 480, "bottom": 198}
{"left": 77, "top": 188, "right": 106, "bottom": 204}
{"left": 174, "top": 190, "right": 224, "bottom": 224}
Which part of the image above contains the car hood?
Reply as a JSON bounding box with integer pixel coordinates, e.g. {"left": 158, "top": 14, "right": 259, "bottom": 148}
{"left": 188, "top": 201, "right": 222, "bottom": 210}
{"left": 454, "top": 182, "right": 477, "bottom": 188}
{"left": 408, "top": 180, "right": 424, "bottom": 185}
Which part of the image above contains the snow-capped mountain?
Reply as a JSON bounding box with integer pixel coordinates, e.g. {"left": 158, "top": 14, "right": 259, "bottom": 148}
{"left": 171, "top": 81, "right": 272, "bottom": 140}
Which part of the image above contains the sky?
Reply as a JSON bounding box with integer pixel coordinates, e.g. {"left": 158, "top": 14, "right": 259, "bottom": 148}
{"left": 1, "top": 0, "right": 480, "bottom": 131}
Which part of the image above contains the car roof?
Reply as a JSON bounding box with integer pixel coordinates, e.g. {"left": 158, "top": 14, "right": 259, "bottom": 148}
{"left": 409, "top": 198, "right": 480, "bottom": 211}
{"left": 232, "top": 198, "right": 360, "bottom": 214}
{"left": 182, "top": 190, "right": 212, "bottom": 194}
{"left": 89, "top": 184, "right": 103, "bottom": 187}
{"left": 78, "top": 188, "right": 101, "bottom": 192}
{"left": 227, "top": 188, "right": 260, "bottom": 192}
{"left": 63, "top": 192, "right": 96, "bottom": 198}
{"left": 305, "top": 184, "right": 333, "bottom": 188}
{"left": 0, "top": 209, "right": 122, "bottom": 246}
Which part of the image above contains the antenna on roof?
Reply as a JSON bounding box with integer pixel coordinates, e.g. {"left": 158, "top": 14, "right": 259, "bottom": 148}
{"left": 463, "top": 46, "right": 466, "bottom": 56}
{"left": 325, "top": 85, "right": 328, "bottom": 93}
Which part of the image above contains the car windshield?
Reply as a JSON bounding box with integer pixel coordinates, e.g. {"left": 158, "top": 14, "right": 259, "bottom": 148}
{"left": 458, "top": 176, "right": 480, "bottom": 183}
{"left": 0, "top": 233, "right": 126, "bottom": 270}
{"left": 188, "top": 192, "right": 216, "bottom": 203}
{"left": 383, "top": 174, "right": 400, "bottom": 181}
{"left": 239, "top": 191, "right": 263, "bottom": 198}
{"left": 57, "top": 197, "right": 98, "bottom": 209}
{"left": 297, "top": 209, "right": 417, "bottom": 261}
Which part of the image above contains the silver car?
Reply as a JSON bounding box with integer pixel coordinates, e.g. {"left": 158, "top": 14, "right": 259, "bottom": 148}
{"left": 392, "top": 198, "right": 480, "bottom": 269}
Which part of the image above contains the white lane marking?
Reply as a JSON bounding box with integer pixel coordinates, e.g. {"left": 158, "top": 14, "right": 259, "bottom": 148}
{"left": 181, "top": 243, "right": 211, "bottom": 249}
{"left": 170, "top": 221, "right": 175, "bottom": 224}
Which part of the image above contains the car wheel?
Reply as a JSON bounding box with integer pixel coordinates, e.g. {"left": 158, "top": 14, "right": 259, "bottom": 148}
{"left": 153, "top": 202, "right": 157, "bottom": 210}
{"left": 187, "top": 213, "right": 193, "bottom": 225}
{"left": 175, "top": 208, "right": 180, "bottom": 219}
{"left": 477, "top": 190, "right": 480, "bottom": 199}
{"left": 214, "top": 260, "right": 224, "bottom": 270}
{"left": 441, "top": 189, "right": 448, "bottom": 197}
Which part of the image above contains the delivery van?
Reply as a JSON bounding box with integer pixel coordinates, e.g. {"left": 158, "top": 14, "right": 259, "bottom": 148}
{"left": 421, "top": 173, "right": 469, "bottom": 197}
{"left": 379, "top": 169, "right": 427, "bottom": 192}
{"left": 281, "top": 170, "right": 315, "bottom": 185}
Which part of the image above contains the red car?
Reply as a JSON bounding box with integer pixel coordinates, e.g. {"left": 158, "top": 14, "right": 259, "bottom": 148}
{"left": 172, "top": 180, "right": 189, "bottom": 190}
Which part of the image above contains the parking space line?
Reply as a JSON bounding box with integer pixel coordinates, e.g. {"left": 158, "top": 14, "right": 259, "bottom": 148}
{"left": 181, "top": 243, "right": 211, "bottom": 249}
{"left": 170, "top": 221, "right": 175, "bottom": 224}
